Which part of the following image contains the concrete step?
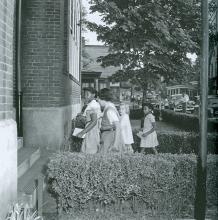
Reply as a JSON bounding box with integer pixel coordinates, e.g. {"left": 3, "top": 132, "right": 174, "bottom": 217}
{"left": 18, "top": 151, "right": 53, "bottom": 209}
{"left": 18, "top": 137, "right": 23, "bottom": 150}
{"left": 18, "top": 147, "right": 41, "bottom": 178}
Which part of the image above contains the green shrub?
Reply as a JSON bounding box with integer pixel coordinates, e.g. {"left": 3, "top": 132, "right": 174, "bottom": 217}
{"left": 132, "top": 130, "right": 218, "bottom": 154}
{"left": 70, "top": 136, "right": 83, "bottom": 152}
{"left": 161, "top": 109, "right": 199, "bottom": 131}
{"left": 70, "top": 119, "right": 84, "bottom": 152}
{"left": 129, "top": 108, "right": 144, "bottom": 120}
{"left": 47, "top": 153, "right": 201, "bottom": 218}
{"left": 159, "top": 109, "right": 218, "bottom": 132}
{"left": 130, "top": 108, "right": 160, "bottom": 121}
{"left": 207, "top": 155, "right": 218, "bottom": 209}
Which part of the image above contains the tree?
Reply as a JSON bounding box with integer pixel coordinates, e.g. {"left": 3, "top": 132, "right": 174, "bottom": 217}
{"left": 81, "top": 37, "right": 93, "bottom": 68}
{"left": 86, "top": 0, "right": 201, "bottom": 92}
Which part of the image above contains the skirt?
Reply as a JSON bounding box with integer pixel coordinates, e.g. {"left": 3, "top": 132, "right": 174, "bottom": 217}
{"left": 81, "top": 125, "right": 100, "bottom": 154}
{"left": 140, "top": 131, "right": 159, "bottom": 148}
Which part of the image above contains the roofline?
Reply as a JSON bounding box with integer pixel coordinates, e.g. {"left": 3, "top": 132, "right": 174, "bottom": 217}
{"left": 82, "top": 71, "right": 102, "bottom": 74}
{"left": 166, "top": 85, "right": 196, "bottom": 89}
{"left": 84, "top": 44, "right": 108, "bottom": 47}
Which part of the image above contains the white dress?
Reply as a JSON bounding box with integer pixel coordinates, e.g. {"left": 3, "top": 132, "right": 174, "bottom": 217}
{"left": 120, "top": 114, "right": 134, "bottom": 145}
{"left": 140, "top": 113, "right": 159, "bottom": 148}
{"left": 120, "top": 114, "right": 134, "bottom": 153}
{"left": 81, "top": 100, "right": 101, "bottom": 154}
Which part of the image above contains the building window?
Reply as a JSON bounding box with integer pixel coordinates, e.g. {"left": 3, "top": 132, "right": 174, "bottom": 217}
{"left": 99, "top": 83, "right": 107, "bottom": 90}
{"left": 82, "top": 83, "right": 89, "bottom": 88}
{"left": 82, "top": 82, "right": 95, "bottom": 88}
{"left": 68, "top": 0, "right": 81, "bottom": 81}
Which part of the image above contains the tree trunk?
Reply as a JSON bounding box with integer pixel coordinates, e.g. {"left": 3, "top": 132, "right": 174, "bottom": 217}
{"left": 141, "top": 84, "right": 147, "bottom": 128}
{"left": 142, "top": 83, "right": 148, "bottom": 106}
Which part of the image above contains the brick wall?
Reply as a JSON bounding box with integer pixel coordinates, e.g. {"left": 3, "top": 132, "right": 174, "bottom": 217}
{"left": 0, "top": 0, "right": 15, "bottom": 120}
{"left": 72, "top": 82, "right": 81, "bottom": 104}
{"left": 0, "top": 2, "right": 17, "bottom": 219}
{"left": 21, "top": 0, "right": 80, "bottom": 108}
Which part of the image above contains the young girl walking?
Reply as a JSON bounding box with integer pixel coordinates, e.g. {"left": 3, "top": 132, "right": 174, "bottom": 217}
{"left": 119, "top": 103, "right": 134, "bottom": 153}
{"left": 137, "top": 103, "right": 158, "bottom": 154}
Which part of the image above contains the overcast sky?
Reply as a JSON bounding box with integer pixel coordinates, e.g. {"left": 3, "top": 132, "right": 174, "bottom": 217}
{"left": 82, "top": 0, "right": 103, "bottom": 45}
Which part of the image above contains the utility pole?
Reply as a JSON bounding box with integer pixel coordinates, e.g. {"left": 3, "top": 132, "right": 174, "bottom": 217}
{"left": 194, "top": 0, "right": 209, "bottom": 219}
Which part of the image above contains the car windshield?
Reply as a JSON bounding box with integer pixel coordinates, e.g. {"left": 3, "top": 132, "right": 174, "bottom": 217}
{"left": 208, "top": 98, "right": 218, "bottom": 106}
{"left": 171, "top": 94, "right": 183, "bottom": 100}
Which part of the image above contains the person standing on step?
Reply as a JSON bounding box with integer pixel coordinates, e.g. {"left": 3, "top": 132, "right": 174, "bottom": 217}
{"left": 77, "top": 87, "right": 101, "bottom": 154}
{"left": 97, "top": 88, "right": 124, "bottom": 154}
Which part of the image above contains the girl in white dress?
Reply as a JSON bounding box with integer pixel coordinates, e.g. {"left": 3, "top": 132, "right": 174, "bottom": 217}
{"left": 137, "top": 104, "right": 158, "bottom": 154}
{"left": 119, "top": 103, "right": 134, "bottom": 153}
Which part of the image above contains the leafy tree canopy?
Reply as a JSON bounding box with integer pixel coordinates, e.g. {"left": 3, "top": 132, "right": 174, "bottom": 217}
{"left": 86, "top": 0, "right": 201, "bottom": 89}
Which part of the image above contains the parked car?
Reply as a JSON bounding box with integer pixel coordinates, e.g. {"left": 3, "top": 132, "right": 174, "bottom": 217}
{"left": 174, "top": 104, "right": 183, "bottom": 112}
{"left": 150, "top": 99, "right": 164, "bottom": 109}
{"left": 208, "top": 95, "right": 218, "bottom": 118}
{"left": 174, "top": 100, "right": 195, "bottom": 113}
{"left": 163, "top": 99, "right": 169, "bottom": 109}
{"left": 169, "top": 94, "right": 183, "bottom": 110}
{"left": 186, "top": 101, "right": 195, "bottom": 113}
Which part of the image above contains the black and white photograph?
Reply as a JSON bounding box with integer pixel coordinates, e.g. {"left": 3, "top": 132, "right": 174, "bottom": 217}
{"left": 0, "top": 0, "right": 217, "bottom": 219}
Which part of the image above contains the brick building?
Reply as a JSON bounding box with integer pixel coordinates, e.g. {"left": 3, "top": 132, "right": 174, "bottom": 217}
{"left": 21, "top": 0, "right": 81, "bottom": 149}
{"left": 0, "top": 0, "right": 81, "bottom": 218}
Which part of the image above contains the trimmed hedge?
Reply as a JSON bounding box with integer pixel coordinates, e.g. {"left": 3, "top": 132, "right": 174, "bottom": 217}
{"left": 161, "top": 109, "right": 199, "bottom": 131}
{"left": 129, "top": 108, "right": 160, "bottom": 121}
{"left": 129, "top": 108, "right": 144, "bottom": 120}
{"left": 207, "top": 155, "right": 218, "bottom": 209}
{"left": 132, "top": 130, "right": 218, "bottom": 154}
{"left": 160, "top": 109, "right": 218, "bottom": 132}
{"left": 130, "top": 108, "right": 218, "bottom": 132}
{"left": 47, "top": 153, "right": 195, "bottom": 217}
{"left": 47, "top": 153, "right": 218, "bottom": 218}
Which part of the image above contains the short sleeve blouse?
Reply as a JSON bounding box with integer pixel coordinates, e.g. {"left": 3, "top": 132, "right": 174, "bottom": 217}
{"left": 83, "top": 100, "right": 101, "bottom": 122}
{"left": 143, "top": 113, "right": 155, "bottom": 132}
{"left": 148, "top": 113, "right": 155, "bottom": 123}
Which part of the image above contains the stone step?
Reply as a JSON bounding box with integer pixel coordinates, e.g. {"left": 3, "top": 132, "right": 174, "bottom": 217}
{"left": 18, "top": 137, "right": 23, "bottom": 150}
{"left": 18, "top": 147, "right": 41, "bottom": 178}
{"left": 18, "top": 151, "right": 53, "bottom": 210}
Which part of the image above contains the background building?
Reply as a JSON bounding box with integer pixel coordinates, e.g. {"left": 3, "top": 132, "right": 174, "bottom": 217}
{"left": 82, "top": 45, "right": 123, "bottom": 101}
